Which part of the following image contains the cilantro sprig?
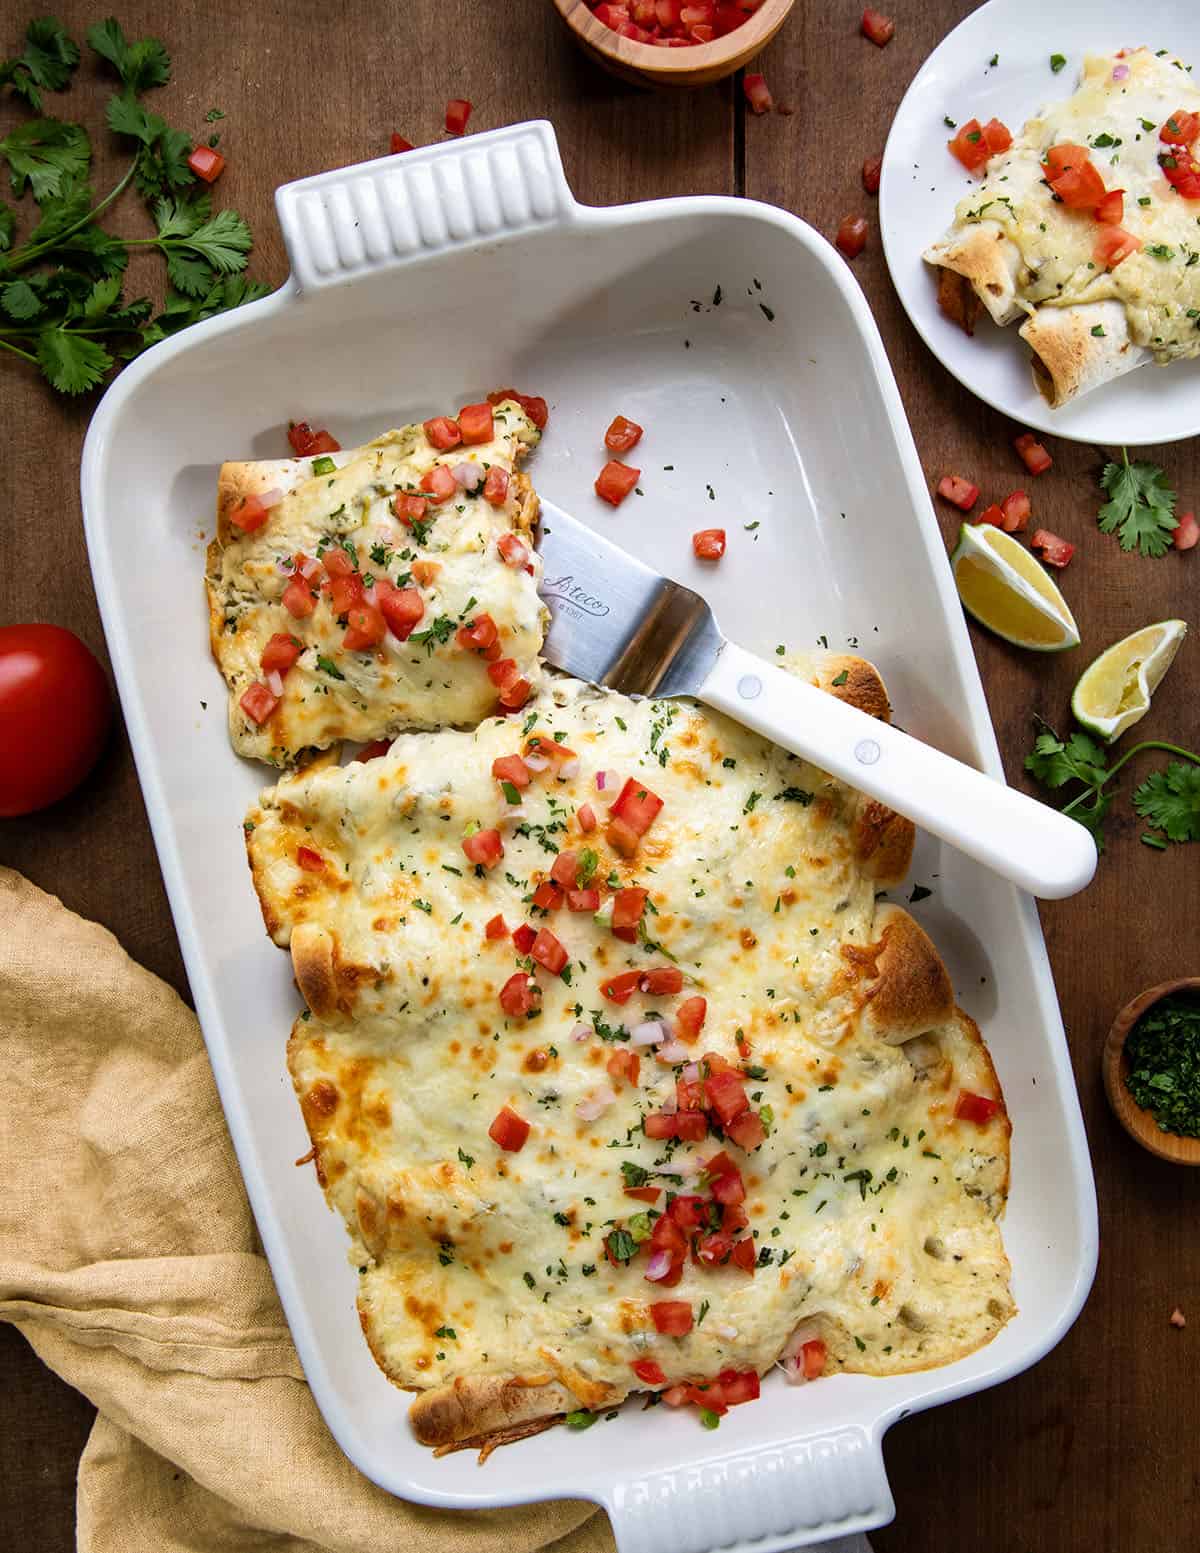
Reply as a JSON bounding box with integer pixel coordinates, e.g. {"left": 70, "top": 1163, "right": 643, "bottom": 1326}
{"left": 0, "top": 17, "right": 266, "bottom": 393}
{"left": 1025, "top": 719, "right": 1200, "bottom": 852}
{"left": 1097, "top": 450, "right": 1178, "bottom": 558}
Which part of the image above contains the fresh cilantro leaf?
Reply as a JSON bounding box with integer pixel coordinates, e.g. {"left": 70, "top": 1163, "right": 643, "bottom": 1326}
{"left": 0, "top": 116, "right": 90, "bottom": 200}
{"left": 86, "top": 20, "right": 170, "bottom": 94}
{"left": 36, "top": 326, "right": 110, "bottom": 393}
{"left": 1, "top": 278, "right": 41, "bottom": 320}
{"left": 105, "top": 90, "right": 160, "bottom": 145}
{"left": 180, "top": 207, "right": 252, "bottom": 272}
{"left": 152, "top": 191, "right": 211, "bottom": 239}
{"left": 164, "top": 249, "right": 214, "bottom": 296}
{"left": 0, "top": 202, "right": 14, "bottom": 251}
{"left": 1066, "top": 791, "right": 1112, "bottom": 852}
{"left": 82, "top": 273, "right": 122, "bottom": 317}
{"left": 130, "top": 120, "right": 193, "bottom": 199}
{"left": 0, "top": 17, "right": 81, "bottom": 111}
{"left": 1024, "top": 729, "right": 1108, "bottom": 790}
{"left": 1098, "top": 451, "right": 1177, "bottom": 557}
{"left": 1133, "top": 763, "right": 1200, "bottom": 842}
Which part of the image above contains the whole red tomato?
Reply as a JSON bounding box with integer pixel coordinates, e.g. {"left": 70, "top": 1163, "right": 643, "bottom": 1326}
{"left": 0, "top": 625, "right": 112, "bottom": 817}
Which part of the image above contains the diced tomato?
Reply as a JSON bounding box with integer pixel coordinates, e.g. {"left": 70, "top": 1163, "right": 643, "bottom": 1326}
{"left": 730, "top": 1237, "right": 757, "bottom": 1272}
{"left": 710, "top": 1166, "right": 746, "bottom": 1206}
{"left": 531, "top": 928, "right": 568, "bottom": 975}
{"left": 493, "top": 753, "right": 532, "bottom": 789}
{"left": 1161, "top": 109, "right": 1200, "bottom": 146}
{"left": 462, "top": 827, "right": 504, "bottom": 868}
{"left": 513, "top": 923, "right": 537, "bottom": 954}
{"left": 498, "top": 533, "right": 530, "bottom": 569}
{"left": 977, "top": 504, "right": 1005, "bottom": 529}
{"left": 394, "top": 493, "right": 429, "bottom": 527}
{"left": 861, "top": 8, "right": 894, "bottom": 46}
{"left": 485, "top": 913, "right": 509, "bottom": 940}
{"left": 674, "top": 996, "right": 707, "bottom": 1041}
{"left": 936, "top": 475, "right": 978, "bottom": 511}
{"left": 239, "top": 681, "right": 279, "bottom": 725}
{"left": 454, "top": 403, "right": 492, "bottom": 446}
{"left": 423, "top": 416, "right": 462, "bottom": 451}
{"left": 674, "top": 1111, "right": 708, "bottom": 1141}
{"left": 377, "top": 582, "right": 425, "bottom": 641}
{"left": 499, "top": 676, "right": 532, "bottom": 710}
{"left": 626, "top": 1185, "right": 661, "bottom": 1205}
{"left": 696, "top": 1230, "right": 733, "bottom": 1266}
{"left": 607, "top": 1048, "right": 641, "bottom": 1088}
{"left": 1000, "top": 490, "right": 1031, "bottom": 532}
{"left": 487, "top": 387, "right": 549, "bottom": 430}
{"left": 329, "top": 573, "right": 364, "bottom": 616}
{"left": 483, "top": 466, "right": 510, "bottom": 507}
{"left": 525, "top": 735, "right": 577, "bottom": 767}
{"left": 1013, "top": 433, "right": 1053, "bottom": 476}
{"left": 954, "top": 1088, "right": 1001, "bottom": 1124}
{"left": 1094, "top": 226, "right": 1142, "bottom": 268}
{"left": 631, "top": 1358, "right": 667, "bottom": 1387}
{"left": 421, "top": 464, "right": 458, "bottom": 502}
{"left": 1094, "top": 188, "right": 1124, "bottom": 224}
{"left": 531, "top": 881, "right": 563, "bottom": 912}
{"left": 611, "top": 777, "right": 664, "bottom": 836}
{"left": 1044, "top": 144, "right": 1106, "bottom": 210}
{"left": 725, "top": 1110, "right": 766, "bottom": 1151}
{"left": 719, "top": 1369, "right": 760, "bottom": 1405}
{"left": 948, "top": 119, "right": 991, "bottom": 173}
{"left": 445, "top": 98, "right": 472, "bottom": 136}
{"left": 693, "top": 528, "right": 726, "bottom": 560}
{"left": 567, "top": 887, "right": 600, "bottom": 912}
{"left": 499, "top": 972, "right": 541, "bottom": 1018}
{"left": 390, "top": 132, "right": 414, "bottom": 153}
{"left": 607, "top": 817, "right": 641, "bottom": 858}
{"left": 1160, "top": 148, "right": 1200, "bottom": 199}
{"left": 1043, "top": 142, "right": 1090, "bottom": 179}
{"left": 282, "top": 575, "right": 316, "bottom": 618}
{"left": 668, "top": 1194, "right": 707, "bottom": 1231}
{"left": 595, "top": 461, "right": 640, "bottom": 507}
{"left": 604, "top": 415, "right": 644, "bottom": 454}
{"left": 550, "top": 850, "right": 579, "bottom": 889}
{"left": 353, "top": 740, "right": 391, "bottom": 761}
{"left": 261, "top": 633, "right": 302, "bottom": 675}
{"left": 981, "top": 119, "right": 1012, "bottom": 157}
{"left": 457, "top": 614, "right": 499, "bottom": 655}
{"left": 322, "top": 548, "right": 355, "bottom": 579}
{"left": 1173, "top": 512, "right": 1199, "bottom": 551}
{"left": 188, "top": 145, "right": 225, "bottom": 183}
{"left": 488, "top": 659, "right": 520, "bottom": 689}
{"left": 742, "top": 72, "right": 773, "bottom": 114}
{"left": 862, "top": 153, "right": 883, "bottom": 194}
{"left": 651, "top": 1301, "right": 693, "bottom": 1336}
{"left": 489, "top": 1104, "right": 529, "bottom": 1151}
{"left": 611, "top": 886, "right": 648, "bottom": 943}
{"left": 1030, "top": 529, "right": 1074, "bottom": 569}
{"left": 650, "top": 1216, "right": 690, "bottom": 1264}
{"left": 343, "top": 603, "right": 386, "bottom": 651}
{"left": 801, "top": 1338, "right": 827, "bottom": 1379}
{"left": 722, "top": 1201, "right": 748, "bottom": 1233}
{"left": 641, "top": 966, "right": 683, "bottom": 995}
{"left": 644, "top": 1110, "right": 679, "bottom": 1140}
{"left": 296, "top": 846, "right": 324, "bottom": 873}
{"left": 288, "top": 422, "right": 340, "bottom": 457}
{"left": 706, "top": 1068, "right": 749, "bottom": 1125}
{"left": 578, "top": 801, "right": 597, "bottom": 833}
{"left": 602, "top": 969, "right": 642, "bottom": 1004}
{"left": 229, "top": 492, "right": 271, "bottom": 533}
{"left": 836, "top": 216, "right": 868, "bottom": 258}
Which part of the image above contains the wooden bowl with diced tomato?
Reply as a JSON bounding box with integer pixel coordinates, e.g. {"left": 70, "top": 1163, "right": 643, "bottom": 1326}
{"left": 551, "top": 0, "right": 796, "bottom": 88}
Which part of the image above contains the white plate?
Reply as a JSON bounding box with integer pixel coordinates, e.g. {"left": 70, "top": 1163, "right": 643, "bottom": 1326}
{"left": 881, "top": 0, "right": 1200, "bottom": 445}
{"left": 81, "top": 122, "right": 1097, "bottom": 1552}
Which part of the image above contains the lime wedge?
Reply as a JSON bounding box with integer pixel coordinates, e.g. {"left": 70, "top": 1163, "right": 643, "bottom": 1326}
{"left": 950, "top": 524, "right": 1079, "bottom": 650}
{"left": 1071, "top": 620, "right": 1187, "bottom": 743}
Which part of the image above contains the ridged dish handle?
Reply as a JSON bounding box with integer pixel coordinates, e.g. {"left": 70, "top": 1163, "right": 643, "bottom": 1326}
{"left": 602, "top": 1425, "right": 892, "bottom": 1553}
{"left": 275, "top": 121, "right": 573, "bottom": 293}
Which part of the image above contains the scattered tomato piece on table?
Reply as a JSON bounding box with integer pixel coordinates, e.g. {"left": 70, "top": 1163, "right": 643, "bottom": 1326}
{"left": 693, "top": 528, "right": 726, "bottom": 560}
{"left": 445, "top": 98, "right": 472, "bottom": 135}
{"left": 187, "top": 145, "right": 225, "bottom": 183}
{"left": 1030, "top": 529, "right": 1075, "bottom": 568}
{"left": 390, "top": 132, "right": 414, "bottom": 153}
{"left": 861, "top": 8, "right": 894, "bottom": 47}
{"left": 596, "top": 460, "right": 640, "bottom": 506}
{"left": 1174, "top": 512, "right": 1198, "bottom": 550}
{"left": 862, "top": 154, "right": 883, "bottom": 194}
{"left": 1014, "top": 432, "right": 1052, "bottom": 476}
{"left": 836, "top": 215, "right": 868, "bottom": 257}
{"left": 743, "top": 74, "right": 773, "bottom": 115}
{"left": 937, "top": 474, "right": 979, "bottom": 511}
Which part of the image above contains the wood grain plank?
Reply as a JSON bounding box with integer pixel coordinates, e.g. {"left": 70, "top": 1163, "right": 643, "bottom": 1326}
{"left": 744, "top": 6, "right": 1200, "bottom": 1553}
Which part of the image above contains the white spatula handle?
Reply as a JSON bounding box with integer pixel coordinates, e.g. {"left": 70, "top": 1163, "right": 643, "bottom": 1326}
{"left": 700, "top": 642, "right": 1096, "bottom": 900}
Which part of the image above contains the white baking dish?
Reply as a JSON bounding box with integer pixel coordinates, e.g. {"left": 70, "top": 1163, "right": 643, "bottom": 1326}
{"left": 81, "top": 121, "right": 1097, "bottom": 1553}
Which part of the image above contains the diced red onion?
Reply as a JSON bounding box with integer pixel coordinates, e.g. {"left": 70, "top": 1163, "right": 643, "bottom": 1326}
{"left": 525, "top": 753, "right": 550, "bottom": 772}
{"left": 656, "top": 1040, "right": 690, "bottom": 1063}
{"left": 1112, "top": 63, "right": 1129, "bottom": 80}
{"left": 681, "top": 1062, "right": 700, "bottom": 1082}
{"left": 266, "top": 670, "right": 285, "bottom": 697}
{"left": 559, "top": 758, "right": 580, "bottom": 780}
{"left": 275, "top": 557, "right": 294, "bottom": 575}
{"left": 362, "top": 584, "right": 379, "bottom": 607}
{"left": 596, "top": 768, "right": 620, "bottom": 795}
{"left": 575, "top": 1085, "right": 616, "bottom": 1122}
{"left": 781, "top": 1355, "right": 808, "bottom": 1386}
{"left": 570, "top": 1022, "right": 591, "bottom": 1043}
{"left": 661, "top": 1093, "right": 678, "bottom": 1116}
{"left": 675, "top": 1152, "right": 703, "bottom": 1175}
{"left": 452, "top": 461, "right": 483, "bottom": 490}
{"left": 299, "top": 555, "right": 321, "bottom": 580}
{"left": 259, "top": 487, "right": 284, "bottom": 509}
{"left": 631, "top": 1021, "right": 667, "bottom": 1046}
{"left": 644, "top": 1248, "right": 673, "bottom": 1282}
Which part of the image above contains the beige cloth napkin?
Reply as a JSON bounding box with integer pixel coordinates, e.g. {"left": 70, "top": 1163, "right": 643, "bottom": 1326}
{"left": 0, "top": 867, "right": 613, "bottom": 1553}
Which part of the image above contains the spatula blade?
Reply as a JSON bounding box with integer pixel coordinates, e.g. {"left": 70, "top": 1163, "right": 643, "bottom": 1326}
{"left": 536, "top": 499, "right": 723, "bottom": 698}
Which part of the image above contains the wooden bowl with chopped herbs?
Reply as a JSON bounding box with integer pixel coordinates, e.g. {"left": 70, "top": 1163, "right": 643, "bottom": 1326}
{"left": 1104, "top": 979, "right": 1200, "bottom": 1166}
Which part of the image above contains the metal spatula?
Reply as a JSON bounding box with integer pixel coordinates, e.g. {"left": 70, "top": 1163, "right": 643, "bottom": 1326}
{"left": 536, "top": 499, "right": 1096, "bottom": 900}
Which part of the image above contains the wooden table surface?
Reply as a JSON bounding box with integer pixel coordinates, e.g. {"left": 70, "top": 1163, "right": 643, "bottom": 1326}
{"left": 2, "top": 3, "right": 1197, "bottom": 1549}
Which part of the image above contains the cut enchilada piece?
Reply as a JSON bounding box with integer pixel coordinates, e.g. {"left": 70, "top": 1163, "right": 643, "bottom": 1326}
{"left": 924, "top": 48, "right": 1200, "bottom": 407}
{"left": 206, "top": 399, "right": 546, "bottom": 765}
{"left": 244, "top": 661, "right": 1013, "bottom": 1456}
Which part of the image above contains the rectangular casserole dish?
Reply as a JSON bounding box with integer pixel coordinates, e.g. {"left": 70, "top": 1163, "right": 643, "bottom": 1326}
{"left": 80, "top": 121, "right": 1098, "bottom": 1553}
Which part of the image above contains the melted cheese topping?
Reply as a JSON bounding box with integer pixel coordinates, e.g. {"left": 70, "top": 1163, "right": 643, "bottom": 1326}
{"left": 247, "top": 680, "right": 1012, "bottom": 1404}
{"left": 208, "top": 402, "right": 546, "bottom": 765}
{"left": 957, "top": 49, "right": 1200, "bottom": 357}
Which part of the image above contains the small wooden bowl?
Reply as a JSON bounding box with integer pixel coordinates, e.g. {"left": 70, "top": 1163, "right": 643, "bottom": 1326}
{"left": 1103, "top": 977, "right": 1200, "bottom": 1166}
{"left": 551, "top": 0, "right": 796, "bottom": 88}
